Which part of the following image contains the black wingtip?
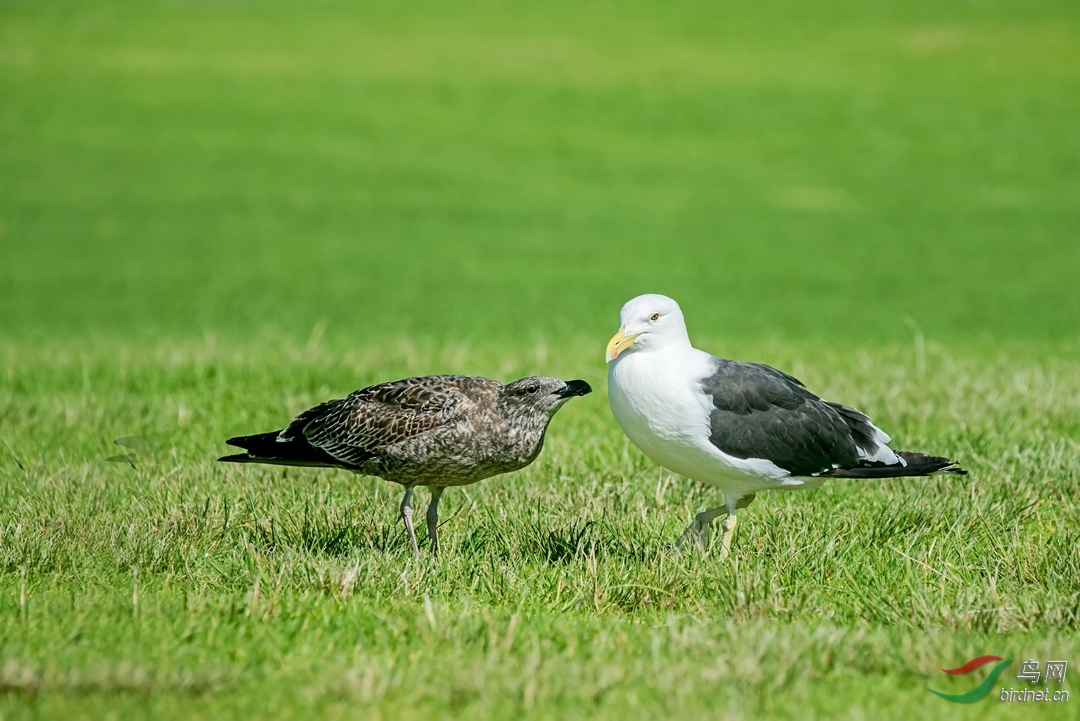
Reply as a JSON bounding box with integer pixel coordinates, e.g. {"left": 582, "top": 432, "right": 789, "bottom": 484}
{"left": 820, "top": 452, "right": 968, "bottom": 479}
{"left": 218, "top": 453, "right": 252, "bottom": 463}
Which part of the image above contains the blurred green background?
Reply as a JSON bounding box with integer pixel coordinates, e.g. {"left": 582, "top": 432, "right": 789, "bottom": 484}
{"left": 3, "top": 0, "right": 1078, "bottom": 349}
{"left": 3, "top": 3, "right": 1079, "bottom": 718}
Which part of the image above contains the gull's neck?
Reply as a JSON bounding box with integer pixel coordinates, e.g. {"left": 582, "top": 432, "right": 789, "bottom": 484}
{"left": 648, "top": 328, "right": 695, "bottom": 357}
{"left": 663, "top": 322, "right": 693, "bottom": 349}
{"left": 611, "top": 338, "right": 702, "bottom": 379}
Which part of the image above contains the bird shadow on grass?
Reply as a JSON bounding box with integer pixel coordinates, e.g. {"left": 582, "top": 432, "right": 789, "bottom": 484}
{"left": 453, "top": 517, "right": 660, "bottom": 565}
{"left": 865, "top": 505, "right": 938, "bottom": 545}
{"left": 528, "top": 519, "right": 599, "bottom": 563}
{"left": 246, "top": 503, "right": 406, "bottom": 557}
{"left": 243, "top": 502, "right": 666, "bottom": 564}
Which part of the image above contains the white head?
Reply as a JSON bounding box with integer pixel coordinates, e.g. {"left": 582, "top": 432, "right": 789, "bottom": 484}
{"left": 605, "top": 294, "right": 692, "bottom": 362}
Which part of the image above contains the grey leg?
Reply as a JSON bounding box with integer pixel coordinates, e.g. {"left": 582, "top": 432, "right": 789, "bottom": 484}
{"left": 426, "top": 486, "right": 444, "bottom": 555}
{"left": 715, "top": 493, "right": 756, "bottom": 561}
{"left": 400, "top": 487, "right": 420, "bottom": 560}
{"left": 675, "top": 505, "right": 727, "bottom": 551}
{"left": 675, "top": 493, "right": 755, "bottom": 557}
{"left": 716, "top": 512, "right": 737, "bottom": 561}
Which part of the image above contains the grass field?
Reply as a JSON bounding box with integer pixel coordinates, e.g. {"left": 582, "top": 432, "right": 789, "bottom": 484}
{"left": 1, "top": 0, "right": 1079, "bottom": 718}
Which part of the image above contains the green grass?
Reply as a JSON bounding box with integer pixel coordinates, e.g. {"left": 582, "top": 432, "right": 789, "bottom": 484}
{"left": 1, "top": 0, "right": 1079, "bottom": 718}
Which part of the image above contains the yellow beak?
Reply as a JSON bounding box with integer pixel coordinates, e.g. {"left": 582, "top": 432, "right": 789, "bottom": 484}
{"left": 606, "top": 326, "right": 641, "bottom": 362}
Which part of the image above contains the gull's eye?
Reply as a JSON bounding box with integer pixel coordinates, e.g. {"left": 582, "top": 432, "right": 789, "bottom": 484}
{"left": 649, "top": 312, "right": 661, "bottom": 322}
{"left": 526, "top": 383, "right": 539, "bottom": 395}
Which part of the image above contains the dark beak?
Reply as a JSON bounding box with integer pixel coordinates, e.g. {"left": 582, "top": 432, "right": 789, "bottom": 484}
{"left": 555, "top": 379, "right": 592, "bottom": 398}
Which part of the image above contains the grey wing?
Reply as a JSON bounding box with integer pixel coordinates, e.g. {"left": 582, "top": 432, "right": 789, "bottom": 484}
{"left": 700, "top": 359, "right": 887, "bottom": 477}
{"left": 280, "top": 375, "right": 488, "bottom": 467}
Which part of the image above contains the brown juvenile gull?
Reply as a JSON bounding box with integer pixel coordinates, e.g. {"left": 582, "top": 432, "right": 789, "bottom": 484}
{"left": 220, "top": 374, "right": 591, "bottom": 558}
{"left": 605, "top": 294, "right": 967, "bottom": 560}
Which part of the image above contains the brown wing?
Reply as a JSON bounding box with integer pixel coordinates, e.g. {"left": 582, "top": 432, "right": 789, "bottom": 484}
{"left": 279, "top": 375, "right": 498, "bottom": 467}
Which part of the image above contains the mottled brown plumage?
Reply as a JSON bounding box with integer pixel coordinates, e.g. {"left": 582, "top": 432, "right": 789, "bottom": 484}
{"left": 220, "top": 374, "right": 591, "bottom": 557}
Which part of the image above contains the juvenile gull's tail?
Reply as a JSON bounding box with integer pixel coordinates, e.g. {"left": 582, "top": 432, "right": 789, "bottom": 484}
{"left": 218, "top": 431, "right": 343, "bottom": 468}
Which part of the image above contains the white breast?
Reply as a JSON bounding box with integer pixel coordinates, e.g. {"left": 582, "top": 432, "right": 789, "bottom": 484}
{"left": 607, "top": 347, "right": 801, "bottom": 494}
